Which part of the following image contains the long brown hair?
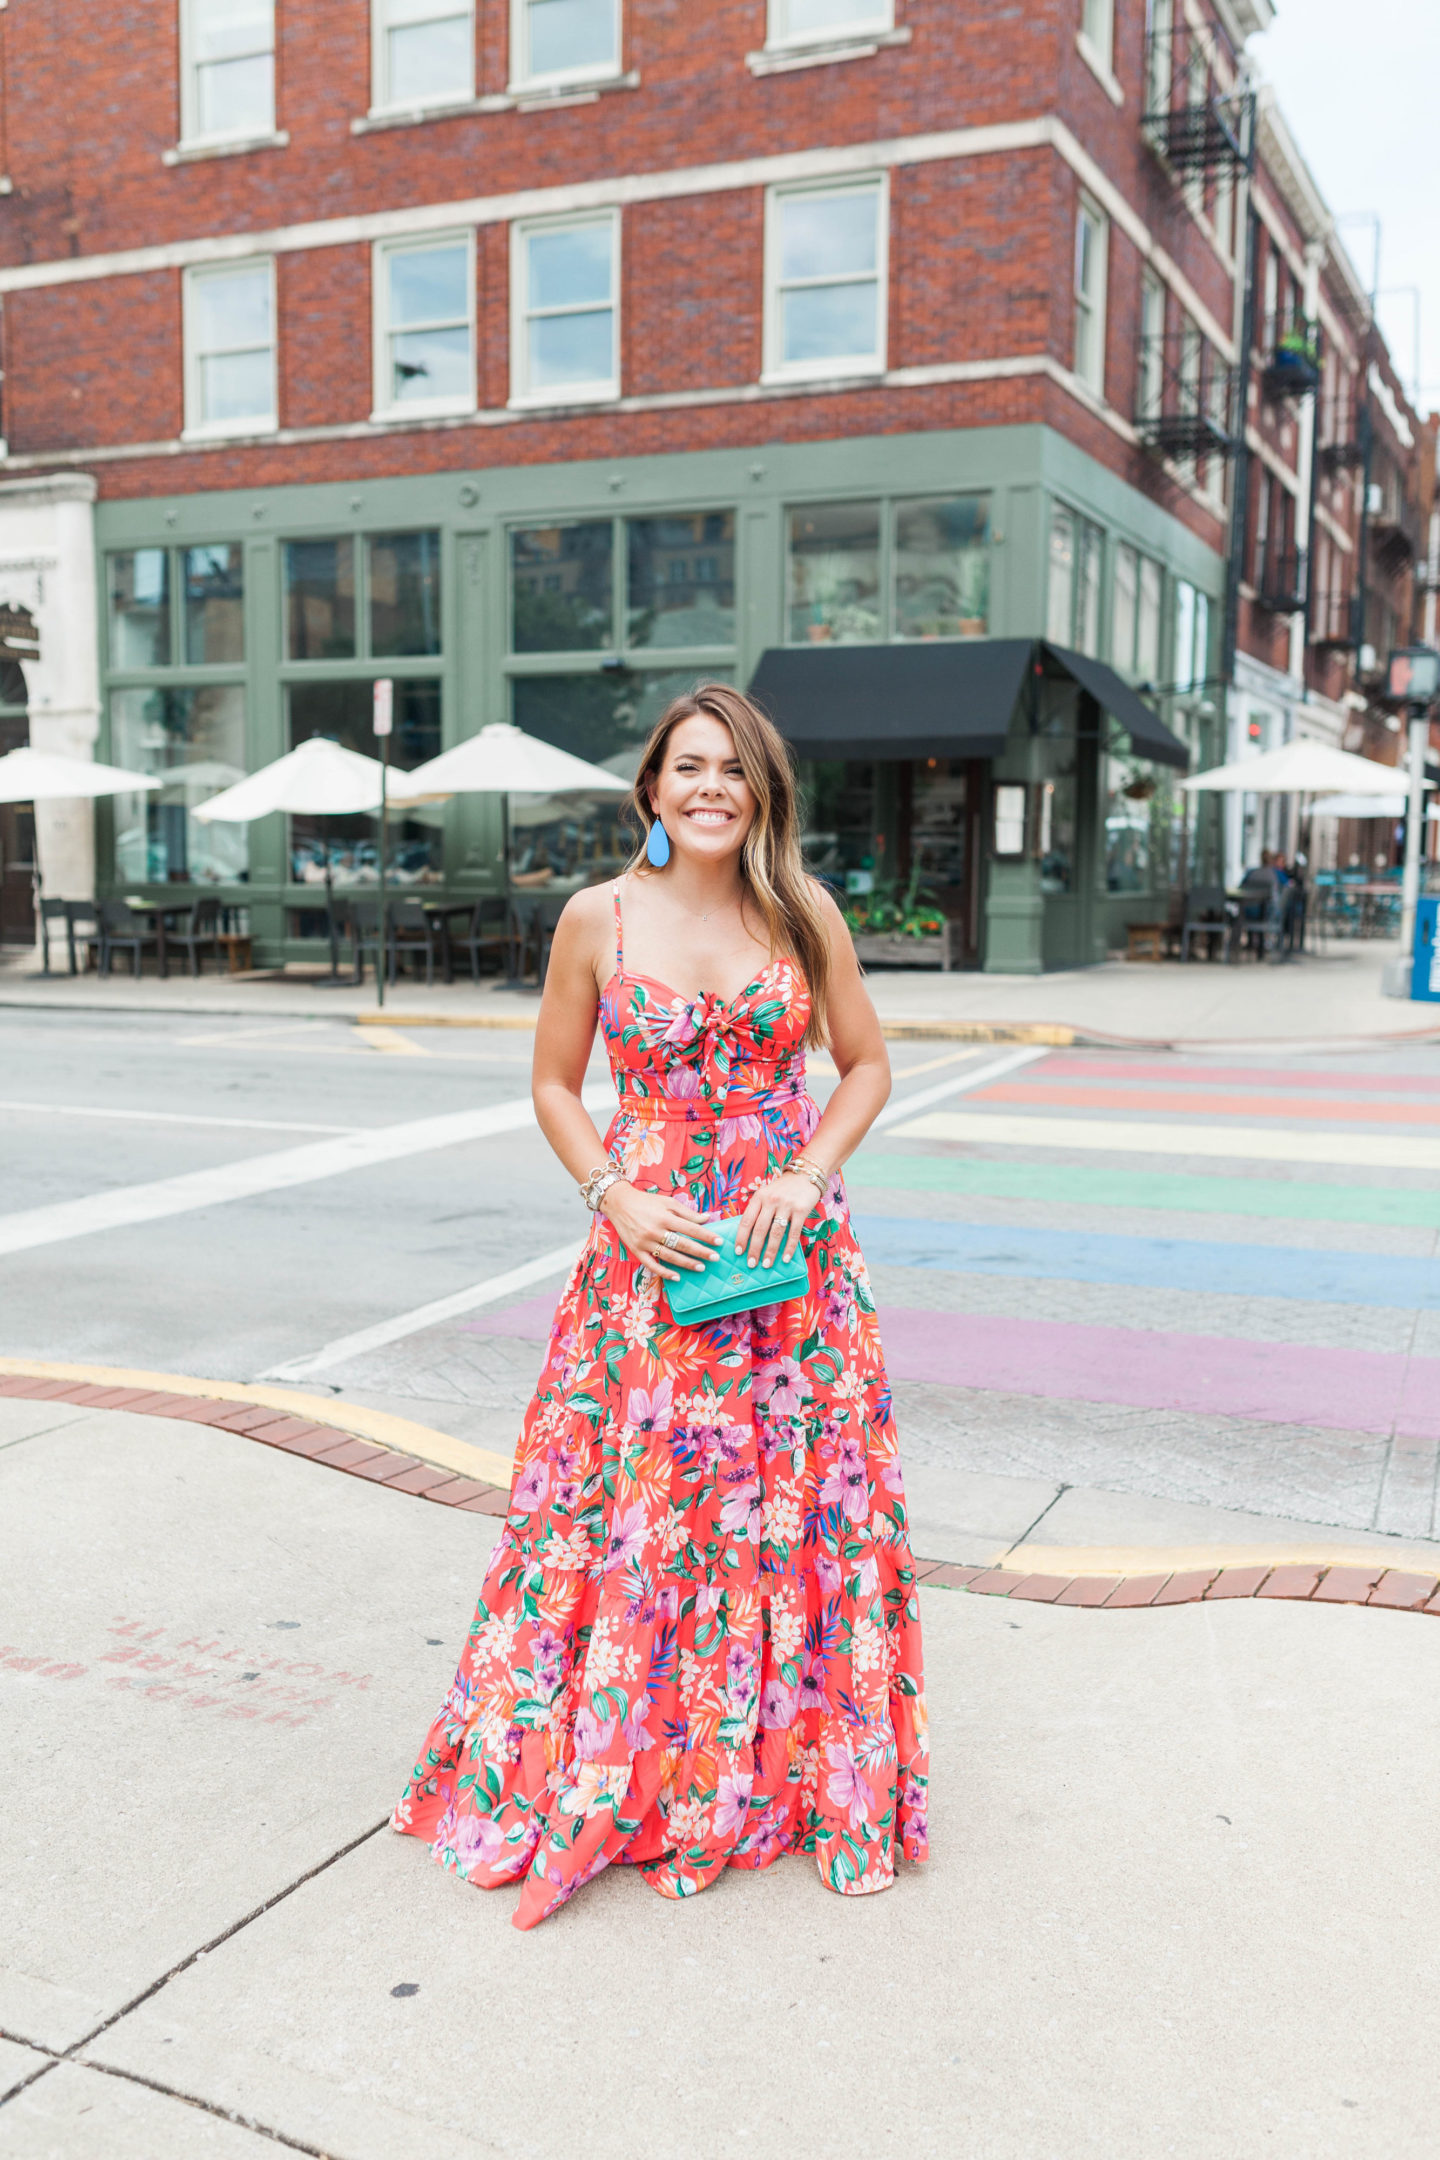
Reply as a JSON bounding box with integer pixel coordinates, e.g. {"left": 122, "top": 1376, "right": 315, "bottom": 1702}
{"left": 626, "top": 682, "right": 832, "bottom": 1047}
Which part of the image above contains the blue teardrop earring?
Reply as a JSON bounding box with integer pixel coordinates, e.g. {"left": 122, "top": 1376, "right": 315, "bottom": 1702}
{"left": 646, "top": 818, "right": 671, "bottom": 868}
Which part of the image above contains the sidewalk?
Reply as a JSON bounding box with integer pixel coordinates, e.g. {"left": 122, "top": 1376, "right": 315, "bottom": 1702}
{"left": 1, "top": 936, "right": 1431, "bottom": 1047}
{"left": 5, "top": 1382, "right": 1440, "bottom": 2157}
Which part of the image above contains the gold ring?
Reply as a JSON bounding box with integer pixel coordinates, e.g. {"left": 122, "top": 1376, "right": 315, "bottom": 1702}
{"left": 662, "top": 1230, "right": 680, "bottom": 1251}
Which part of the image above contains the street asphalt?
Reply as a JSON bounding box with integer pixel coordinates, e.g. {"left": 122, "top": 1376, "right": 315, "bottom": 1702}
{"left": 6, "top": 999, "right": 1440, "bottom": 2155}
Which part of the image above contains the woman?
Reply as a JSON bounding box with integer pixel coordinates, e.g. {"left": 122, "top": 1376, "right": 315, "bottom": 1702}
{"left": 393, "top": 683, "right": 928, "bottom": 1929}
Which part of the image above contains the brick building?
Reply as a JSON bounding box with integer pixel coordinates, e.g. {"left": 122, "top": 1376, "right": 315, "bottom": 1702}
{"left": 0, "top": 0, "right": 1425, "bottom": 968}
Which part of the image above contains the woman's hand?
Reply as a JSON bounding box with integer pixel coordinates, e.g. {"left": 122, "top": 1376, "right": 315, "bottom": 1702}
{"left": 600, "top": 1183, "right": 724, "bottom": 1284}
{"left": 734, "top": 1171, "right": 821, "bottom": 1269}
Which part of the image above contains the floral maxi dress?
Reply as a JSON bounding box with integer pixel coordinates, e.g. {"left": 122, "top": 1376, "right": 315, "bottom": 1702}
{"left": 393, "top": 884, "right": 929, "bottom": 1929}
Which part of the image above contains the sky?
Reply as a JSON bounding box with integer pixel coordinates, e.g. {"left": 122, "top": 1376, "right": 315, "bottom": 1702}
{"left": 1251, "top": 0, "right": 1440, "bottom": 416}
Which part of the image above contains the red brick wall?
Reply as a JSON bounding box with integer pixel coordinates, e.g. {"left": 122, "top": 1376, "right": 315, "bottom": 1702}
{"left": 0, "top": 0, "right": 1248, "bottom": 529}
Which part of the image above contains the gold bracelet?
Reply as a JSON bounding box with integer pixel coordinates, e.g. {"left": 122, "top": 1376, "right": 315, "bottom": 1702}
{"left": 787, "top": 1155, "right": 829, "bottom": 1196}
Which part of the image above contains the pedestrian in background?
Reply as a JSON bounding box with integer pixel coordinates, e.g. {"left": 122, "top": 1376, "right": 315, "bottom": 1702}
{"left": 392, "top": 683, "right": 928, "bottom": 1927}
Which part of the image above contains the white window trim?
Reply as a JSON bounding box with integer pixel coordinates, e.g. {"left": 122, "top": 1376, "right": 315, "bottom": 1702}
{"left": 764, "top": 0, "right": 894, "bottom": 50}
{"left": 508, "top": 0, "right": 622, "bottom": 95}
{"left": 182, "top": 256, "right": 278, "bottom": 441}
{"left": 371, "top": 231, "right": 477, "bottom": 423}
{"left": 1073, "top": 192, "right": 1108, "bottom": 398}
{"left": 177, "top": 0, "right": 276, "bottom": 152}
{"left": 1075, "top": 29, "right": 1123, "bottom": 106}
{"left": 509, "top": 208, "right": 621, "bottom": 409}
{"left": 368, "top": 0, "right": 476, "bottom": 119}
{"left": 762, "top": 173, "right": 888, "bottom": 387}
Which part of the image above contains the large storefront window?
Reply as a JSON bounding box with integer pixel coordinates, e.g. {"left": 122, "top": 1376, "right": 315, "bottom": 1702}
{"left": 111, "top": 685, "right": 249, "bottom": 885}
{"left": 1046, "top": 504, "right": 1103, "bottom": 653}
{"left": 369, "top": 530, "right": 442, "bottom": 656}
{"left": 893, "top": 497, "right": 990, "bottom": 639}
{"left": 786, "top": 494, "right": 991, "bottom": 644}
{"left": 284, "top": 538, "right": 357, "bottom": 660}
{"left": 183, "top": 544, "right": 244, "bottom": 664}
{"left": 287, "top": 679, "right": 443, "bottom": 886}
{"left": 786, "top": 502, "right": 881, "bottom": 643}
{"left": 108, "top": 550, "right": 172, "bottom": 668}
{"left": 1105, "top": 756, "right": 1173, "bottom": 894}
{"left": 511, "top": 522, "right": 614, "bottom": 651}
{"left": 626, "top": 513, "right": 735, "bottom": 648}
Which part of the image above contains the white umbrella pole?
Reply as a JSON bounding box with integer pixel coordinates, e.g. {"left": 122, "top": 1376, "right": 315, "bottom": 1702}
{"left": 376, "top": 733, "right": 389, "bottom": 1010}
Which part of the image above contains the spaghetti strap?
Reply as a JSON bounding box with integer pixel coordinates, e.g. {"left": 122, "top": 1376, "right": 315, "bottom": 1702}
{"left": 611, "top": 878, "right": 624, "bottom": 977}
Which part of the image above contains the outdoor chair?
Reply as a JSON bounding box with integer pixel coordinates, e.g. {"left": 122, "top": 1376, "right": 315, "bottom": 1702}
{"left": 64, "top": 899, "right": 99, "bottom": 975}
{"left": 509, "top": 893, "right": 565, "bottom": 988}
{"left": 388, "top": 897, "right": 442, "bottom": 986}
{"left": 1235, "top": 871, "right": 1283, "bottom": 961}
{"left": 342, "top": 898, "right": 382, "bottom": 986}
{"left": 1180, "top": 884, "right": 1233, "bottom": 962}
{"left": 37, "top": 896, "right": 70, "bottom": 976}
{"left": 453, "top": 896, "right": 509, "bottom": 982}
{"left": 96, "top": 897, "right": 161, "bottom": 978}
{"left": 167, "top": 895, "right": 221, "bottom": 977}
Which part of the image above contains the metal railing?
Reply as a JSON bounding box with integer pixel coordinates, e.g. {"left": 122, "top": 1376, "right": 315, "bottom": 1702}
{"left": 1136, "top": 332, "right": 1237, "bottom": 460}
{"left": 1256, "top": 546, "right": 1308, "bottom": 616}
{"left": 1141, "top": 22, "right": 1253, "bottom": 175}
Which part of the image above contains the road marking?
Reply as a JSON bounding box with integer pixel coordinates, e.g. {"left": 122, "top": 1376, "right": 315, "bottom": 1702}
{"left": 892, "top": 1109, "right": 1440, "bottom": 1170}
{"left": 846, "top": 1151, "right": 1440, "bottom": 1229}
{"left": 360, "top": 1027, "right": 432, "bottom": 1056}
{"left": 0, "top": 1083, "right": 614, "bottom": 1259}
{"left": 264, "top": 1240, "right": 586, "bottom": 1381}
{"left": 870, "top": 1044, "right": 1049, "bottom": 1129}
{"left": 259, "top": 1052, "right": 1022, "bottom": 1379}
{"left": 976, "top": 1080, "right": 1440, "bottom": 1126}
{"left": 0, "top": 1098, "right": 356, "bottom": 1135}
{"left": 884, "top": 1045, "right": 983, "bottom": 1081}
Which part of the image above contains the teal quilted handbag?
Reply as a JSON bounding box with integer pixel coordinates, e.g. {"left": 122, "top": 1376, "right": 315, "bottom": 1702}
{"left": 663, "top": 1216, "right": 809, "bottom": 1327}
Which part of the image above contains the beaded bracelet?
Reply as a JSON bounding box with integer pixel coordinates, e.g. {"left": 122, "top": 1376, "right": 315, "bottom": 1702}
{"left": 786, "top": 1154, "right": 831, "bottom": 1197}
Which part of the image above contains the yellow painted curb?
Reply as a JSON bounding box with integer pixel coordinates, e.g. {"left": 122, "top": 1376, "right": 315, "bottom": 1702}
{"left": 354, "top": 1010, "right": 538, "bottom": 1030}
{"left": 991, "top": 1539, "right": 1440, "bottom": 1579}
{"left": 0, "top": 1357, "right": 516, "bottom": 1489}
{"left": 351, "top": 1009, "right": 1075, "bottom": 1046}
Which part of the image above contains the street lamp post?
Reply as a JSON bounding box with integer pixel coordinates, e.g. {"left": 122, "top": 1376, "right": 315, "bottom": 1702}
{"left": 1387, "top": 648, "right": 1440, "bottom": 967}
{"left": 372, "top": 678, "right": 393, "bottom": 1010}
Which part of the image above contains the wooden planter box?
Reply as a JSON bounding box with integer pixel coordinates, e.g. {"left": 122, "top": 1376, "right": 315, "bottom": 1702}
{"left": 850, "top": 924, "right": 956, "bottom": 971}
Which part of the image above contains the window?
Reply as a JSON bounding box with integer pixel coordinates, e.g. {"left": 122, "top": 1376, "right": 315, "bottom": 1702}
{"left": 1173, "top": 579, "right": 1197, "bottom": 692}
{"left": 108, "top": 551, "right": 171, "bottom": 669}
{"left": 511, "top": 214, "right": 619, "bottom": 405}
{"left": 374, "top": 236, "right": 474, "bottom": 417}
{"left": 112, "top": 686, "right": 249, "bottom": 885}
{"left": 893, "top": 496, "right": 990, "bottom": 639}
{"left": 284, "top": 539, "right": 356, "bottom": 660}
{"left": 786, "top": 503, "right": 881, "bottom": 643}
{"left": 1076, "top": 520, "right": 1102, "bottom": 657}
{"left": 1137, "top": 556, "right": 1162, "bottom": 680}
{"left": 1046, "top": 505, "right": 1102, "bottom": 652}
{"left": 1111, "top": 544, "right": 1137, "bottom": 672}
{"left": 768, "top": 0, "right": 894, "bottom": 43}
{"left": 181, "top": 0, "right": 275, "bottom": 144}
{"left": 1138, "top": 270, "right": 1165, "bottom": 421}
{"left": 373, "top": 0, "right": 473, "bottom": 110}
{"left": 512, "top": 0, "right": 619, "bottom": 90}
{"left": 1046, "top": 507, "right": 1075, "bottom": 645}
{"left": 184, "top": 544, "right": 245, "bottom": 663}
{"left": 1073, "top": 195, "right": 1108, "bottom": 395}
{"left": 765, "top": 179, "right": 886, "bottom": 381}
{"left": 511, "top": 523, "right": 615, "bottom": 651}
{"left": 284, "top": 531, "right": 441, "bottom": 661}
{"left": 1080, "top": 0, "right": 1113, "bottom": 70}
{"left": 183, "top": 260, "right": 276, "bottom": 436}
{"left": 288, "top": 680, "right": 444, "bottom": 887}
{"left": 1144, "top": 0, "right": 1171, "bottom": 111}
{"left": 627, "top": 514, "right": 736, "bottom": 649}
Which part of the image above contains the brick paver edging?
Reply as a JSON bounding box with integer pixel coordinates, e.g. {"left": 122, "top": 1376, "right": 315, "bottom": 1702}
{"left": 9, "top": 1375, "right": 1440, "bottom": 1612}
{"left": 912, "top": 1557, "right": 1440, "bottom": 1615}
{"left": 0, "top": 1375, "right": 512, "bottom": 1516}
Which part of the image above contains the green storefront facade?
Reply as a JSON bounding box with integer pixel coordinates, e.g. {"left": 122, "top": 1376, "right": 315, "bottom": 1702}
{"left": 93, "top": 420, "right": 1224, "bottom": 974}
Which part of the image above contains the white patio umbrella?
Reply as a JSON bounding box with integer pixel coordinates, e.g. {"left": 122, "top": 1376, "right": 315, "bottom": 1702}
{"left": 194, "top": 736, "right": 447, "bottom": 982}
{"left": 404, "top": 721, "right": 630, "bottom": 800}
{"left": 0, "top": 748, "right": 161, "bottom": 941}
{"left": 0, "top": 746, "right": 160, "bottom": 804}
{"left": 193, "top": 734, "right": 438, "bottom": 823}
{"left": 1181, "top": 741, "right": 1405, "bottom": 795}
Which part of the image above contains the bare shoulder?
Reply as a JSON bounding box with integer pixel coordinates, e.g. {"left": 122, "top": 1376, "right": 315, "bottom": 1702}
{"left": 558, "top": 881, "right": 615, "bottom": 938}
{"left": 807, "top": 876, "right": 848, "bottom": 931}
{"left": 548, "top": 879, "right": 616, "bottom": 991}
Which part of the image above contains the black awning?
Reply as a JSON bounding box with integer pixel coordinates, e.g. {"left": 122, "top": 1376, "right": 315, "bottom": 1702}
{"left": 747, "top": 640, "right": 1035, "bottom": 760}
{"left": 1044, "top": 643, "right": 1190, "bottom": 770}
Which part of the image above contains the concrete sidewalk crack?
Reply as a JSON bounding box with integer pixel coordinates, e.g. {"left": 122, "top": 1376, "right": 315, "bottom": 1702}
{"left": 1003, "top": 1483, "right": 1072, "bottom": 1555}
{"left": 75, "top": 2060, "right": 345, "bottom": 2157}
{"left": 74, "top": 1814, "right": 390, "bottom": 2057}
